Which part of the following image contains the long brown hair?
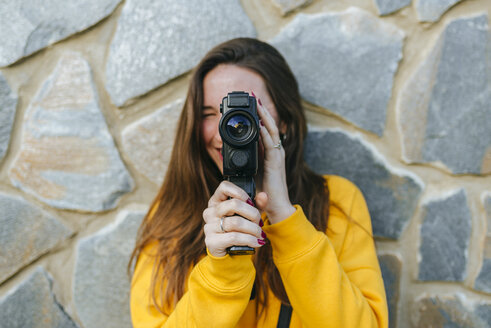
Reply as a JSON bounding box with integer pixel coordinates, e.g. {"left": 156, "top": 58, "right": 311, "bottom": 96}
{"left": 129, "top": 38, "right": 329, "bottom": 314}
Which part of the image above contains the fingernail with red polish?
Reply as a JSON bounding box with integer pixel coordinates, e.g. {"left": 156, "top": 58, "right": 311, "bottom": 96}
{"left": 247, "top": 198, "right": 254, "bottom": 207}
{"left": 261, "top": 231, "right": 266, "bottom": 239}
{"left": 258, "top": 98, "right": 263, "bottom": 106}
{"left": 258, "top": 239, "right": 266, "bottom": 245}
{"left": 259, "top": 219, "right": 264, "bottom": 227}
{"left": 260, "top": 120, "right": 264, "bottom": 126}
{"left": 251, "top": 91, "right": 256, "bottom": 98}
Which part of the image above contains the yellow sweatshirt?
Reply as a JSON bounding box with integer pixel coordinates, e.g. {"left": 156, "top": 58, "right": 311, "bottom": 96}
{"left": 130, "top": 175, "right": 388, "bottom": 327}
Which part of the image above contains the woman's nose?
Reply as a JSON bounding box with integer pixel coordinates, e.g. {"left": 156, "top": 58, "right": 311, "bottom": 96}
{"left": 214, "top": 130, "right": 222, "bottom": 144}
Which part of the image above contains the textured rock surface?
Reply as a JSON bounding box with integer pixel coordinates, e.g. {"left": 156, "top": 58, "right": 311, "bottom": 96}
{"left": 105, "top": 0, "right": 256, "bottom": 106}
{"left": 8, "top": 52, "right": 133, "bottom": 212}
{"left": 270, "top": 8, "right": 404, "bottom": 136}
{"left": 0, "top": 267, "right": 78, "bottom": 328}
{"left": 0, "top": 193, "right": 72, "bottom": 284}
{"left": 271, "top": 0, "right": 312, "bottom": 15}
{"left": 0, "top": 0, "right": 121, "bottom": 67}
{"left": 122, "top": 99, "right": 183, "bottom": 185}
{"left": 0, "top": 72, "right": 17, "bottom": 162}
{"left": 304, "top": 129, "right": 422, "bottom": 239}
{"left": 398, "top": 14, "right": 491, "bottom": 175}
{"left": 415, "top": 0, "right": 464, "bottom": 22}
{"left": 474, "top": 304, "right": 491, "bottom": 326}
{"left": 411, "top": 295, "right": 490, "bottom": 328}
{"left": 374, "top": 0, "right": 411, "bottom": 15}
{"left": 418, "top": 190, "right": 471, "bottom": 281}
{"left": 475, "top": 261, "right": 491, "bottom": 294}
{"left": 74, "top": 209, "right": 144, "bottom": 328}
{"left": 378, "top": 254, "right": 401, "bottom": 328}
{"left": 475, "top": 194, "right": 491, "bottom": 293}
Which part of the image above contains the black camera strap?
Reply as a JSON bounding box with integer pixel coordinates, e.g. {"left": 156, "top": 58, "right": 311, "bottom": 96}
{"left": 249, "top": 282, "right": 256, "bottom": 300}
{"left": 249, "top": 281, "right": 292, "bottom": 326}
{"left": 277, "top": 303, "right": 293, "bottom": 328}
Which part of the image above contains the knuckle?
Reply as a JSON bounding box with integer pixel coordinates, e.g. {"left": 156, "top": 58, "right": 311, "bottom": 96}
{"left": 206, "top": 236, "right": 220, "bottom": 249}
{"left": 216, "top": 202, "right": 227, "bottom": 215}
{"left": 219, "top": 199, "right": 238, "bottom": 216}
{"left": 222, "top": 217, "right": 231, "bottom": 231}
{"left": 203, "top": 223, "right": 212, "bottom": 235}
{"left": 226, "top": 232, "right": 239, "bottom": 244}
{"left": 228, "top": 217, "right": 241, "bottom": 231}
{"left": 202, "top": 207, "right": 216, "bottom": 222}
{"left": 232, "top": 198, "right": 243, "bottom": 208}
{"left": 224, "top": 181, "right": 246, "bottom": 199}
{"left": 221, "top": 181, "right": 234, "bottom": 192}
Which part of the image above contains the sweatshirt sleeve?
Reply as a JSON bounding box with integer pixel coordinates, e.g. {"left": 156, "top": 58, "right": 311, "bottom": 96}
{"left": 130, "top": 244, "right": 256, "bottom": 328}
{"left": 261, "top": 178, "right": 388, "bottom": 328}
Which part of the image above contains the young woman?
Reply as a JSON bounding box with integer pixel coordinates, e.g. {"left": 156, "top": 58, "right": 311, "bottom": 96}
{"left": 129, "top": 38, "right": 388, "bottom": 327}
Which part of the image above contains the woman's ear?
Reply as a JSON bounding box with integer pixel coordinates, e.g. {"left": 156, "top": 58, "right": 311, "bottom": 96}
{"left": 279, "top": 121, "right": 287, "bottom": 135}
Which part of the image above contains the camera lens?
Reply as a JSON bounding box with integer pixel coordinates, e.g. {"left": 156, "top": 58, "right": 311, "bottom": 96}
{"left": 226, "top": 114, "right": 251, "bottom": 140}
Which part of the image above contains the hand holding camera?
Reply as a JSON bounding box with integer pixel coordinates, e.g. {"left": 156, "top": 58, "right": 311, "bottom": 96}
{"left": 203, "top": 91, "right": 295, "bottom": 257}
{"left": 202, "top": 92, "right": 264, "bottom": 257}
{"left": 219, "top": 91, "right": 260, "bottom": 255}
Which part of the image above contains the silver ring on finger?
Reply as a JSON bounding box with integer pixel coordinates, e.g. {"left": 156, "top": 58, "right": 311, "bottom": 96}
{"left": 220, "top": 217, "right": 227, "bottom": 233}
{"left": 273, "top": 140, "right": 282, "bottom": 149}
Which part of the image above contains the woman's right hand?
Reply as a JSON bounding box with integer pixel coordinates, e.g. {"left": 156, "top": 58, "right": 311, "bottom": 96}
{"left": 203, "top": 181, "right": 266, "bottom": 257}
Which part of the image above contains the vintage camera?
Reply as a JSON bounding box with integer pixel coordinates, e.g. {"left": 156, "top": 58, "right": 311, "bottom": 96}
{"left": 219, "top": 91, "right": 259, "bottom": 255}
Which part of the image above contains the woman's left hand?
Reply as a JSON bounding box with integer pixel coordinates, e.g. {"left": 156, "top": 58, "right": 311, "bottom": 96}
{"left": 254, "top": 95, "right": 296, "bottom": 224}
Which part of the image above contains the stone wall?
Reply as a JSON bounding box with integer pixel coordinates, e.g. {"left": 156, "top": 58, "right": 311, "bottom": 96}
{"left": 0, "top": 1, "right": 489, "bottom": 327}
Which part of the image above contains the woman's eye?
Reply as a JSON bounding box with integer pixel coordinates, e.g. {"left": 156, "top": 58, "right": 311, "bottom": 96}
{"left": 202, "top": 112, "right": 216, "bottom": 118}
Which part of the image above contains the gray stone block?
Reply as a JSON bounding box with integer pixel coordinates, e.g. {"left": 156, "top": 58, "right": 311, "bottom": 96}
{"left": 0, "top": 192, "right": 72, "bottom": 284}
{"left": 0, "top": 0, "right": 121, "bottom": 67}
{"left": 271, "top": 0, "right": 312, "bottom": 16}
{"left": 374, "top": 0, "right": 411, "bottom": 16}
{"left": 105, "top": 0, "right": 256, "bottom": 106}
{"left": 415, "top": 0, "right": 464, "bottom": 22}
{"left": 475, "top": 260, "right": 491, "bottom": 294}
{"left": 398, "top": 13, "right": 491, "bottom": 175}
{"left": 475, "top": 304, "right": 491, "bottom": 327}
{"left": 418, "top": 189, "right": 471, "bottom": 281}
{"left": 270, "top": 8, "right": 404, "bottom": 136}
{"left": 0, "top": 267, "right": 79, "bottom": 328}
{"left": 122, "top": 99, "right": 183, "bottom": 185}
{"left": 8, "top": 52, "right": 134, "bottom": 212}
{"left": 378, "top": 254, "right": 401, "bottom": 328}
{"left": 411, "top": 294, "right": 490, "bottom": 328}
{"left": 304, "top": 129, "right": 423, "bottom": 239}
{"left": 74, "top": 209, "right": 145, "bottom": 328}
{"left": 475, "top": 194, "right": 491, "bottom": 293}
{"left": 0, "top": 72, "right": 17, "bottom": 162}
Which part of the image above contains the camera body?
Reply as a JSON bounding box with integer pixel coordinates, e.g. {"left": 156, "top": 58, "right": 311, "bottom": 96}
{"left": 219, "top": 91, "right": 259, "bottom": 255}
{"left": 219, "top": 91, "right": 259, "bottom": 198}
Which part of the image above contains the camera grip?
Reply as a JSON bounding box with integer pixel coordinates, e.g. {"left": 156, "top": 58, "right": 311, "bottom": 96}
{"left": 226, "top": 176, "right": 256, "bottom": 255}
{"left": 227, "top": 245, "right": 255, "bottom": 255}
